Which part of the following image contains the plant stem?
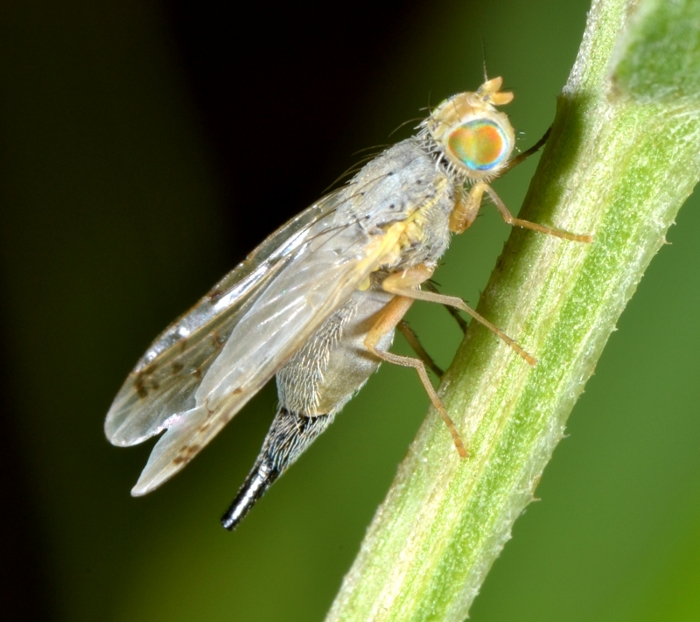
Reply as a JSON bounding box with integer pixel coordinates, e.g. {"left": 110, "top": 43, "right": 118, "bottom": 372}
{"left": 326, "top": 0, "right": 700, "bottom": 620}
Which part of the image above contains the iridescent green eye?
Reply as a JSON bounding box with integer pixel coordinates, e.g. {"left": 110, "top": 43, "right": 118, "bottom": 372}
{"left": 447, "top": 119, "right": 510, "bottom": 172}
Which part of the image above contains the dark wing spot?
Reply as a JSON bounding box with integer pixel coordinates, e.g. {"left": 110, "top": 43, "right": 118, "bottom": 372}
{"left": 171, "top": 362, "right": 184, "bottom": 375}
{"left": 141, "top": 362, "right": 157, "bottom": 376}
{"left": 135, "top": 375, "right": 148, "bottom": 399}
{"left": 211, "top": 331, "right": 224, "bottom": 349}
{"left": 173, "top": 443, "right": 202, "bottom": 465}
{"left": 186, "top": 443, "right": 201, "bottom": 456}
{"left": 207, "top": 288, "right": 222, "bottom": 301}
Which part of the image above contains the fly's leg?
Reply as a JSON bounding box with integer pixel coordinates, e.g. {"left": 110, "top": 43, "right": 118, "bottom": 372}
{"left": 425, "top": 281, "right": 468, "bottom": 334}
{"left": 499, "top": 127, "right": 551, "bottom": 175}
{"left": 397, "top": 320, "right": 444, "bottom": 377}
{"left": 450, "top": 182, "right": 592, "bottom": 243}
{"left": 486, "top": 183, "right": 593, "bottom": 242}
{"left": 382, "top": 265, "right": 537, "bottom": 366}
{"left": 364, "top": 295, "right": 468, "bottom": 458}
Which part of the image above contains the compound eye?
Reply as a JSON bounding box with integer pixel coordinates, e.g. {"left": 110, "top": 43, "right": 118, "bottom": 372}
{"left": 447, "top": 119, "right": 511, "bottom": 172}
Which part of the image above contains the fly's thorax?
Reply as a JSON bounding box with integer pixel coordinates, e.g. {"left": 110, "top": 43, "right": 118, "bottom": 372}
{"left": 328, "top": 137, "right": 457, "bottom": 275}
{"left": 370, "top": 170, "right": 456, "bottom": 273}
{"left": 421, "top": 76, "right": 515, "bottom": 184}
{"left": 334, "top": 139, "right": 450, "bottom": 234}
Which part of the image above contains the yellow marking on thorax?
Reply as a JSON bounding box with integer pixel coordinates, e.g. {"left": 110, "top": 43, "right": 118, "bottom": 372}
{"left": 355, "top": 176, "right": 449, "bottom": 289}
{"left": 378, "top": 176, "right": 448, "bottom": 270}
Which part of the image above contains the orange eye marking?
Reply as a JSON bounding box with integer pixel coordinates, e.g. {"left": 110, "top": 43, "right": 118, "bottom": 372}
{"left": 448, "top": 121, "right": 508, "bottom": 171}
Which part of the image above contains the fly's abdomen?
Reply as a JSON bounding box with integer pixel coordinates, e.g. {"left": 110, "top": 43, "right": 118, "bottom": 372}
{"left": 277, "top": 289, "right": 394, "bottom": 416}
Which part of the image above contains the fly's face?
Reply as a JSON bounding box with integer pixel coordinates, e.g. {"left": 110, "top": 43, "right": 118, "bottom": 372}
{"left": 423, "top": 76, "right": 516, "bottom": 183}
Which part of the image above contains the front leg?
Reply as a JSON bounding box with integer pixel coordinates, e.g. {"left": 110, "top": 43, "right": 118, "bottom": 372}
{"left": 450, "top": 180, "right": 592, "bottom": 243}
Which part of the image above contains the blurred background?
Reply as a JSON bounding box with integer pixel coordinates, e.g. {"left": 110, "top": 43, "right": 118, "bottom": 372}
{"left": 2, "top": 0, "right": 699, "bottom": 620}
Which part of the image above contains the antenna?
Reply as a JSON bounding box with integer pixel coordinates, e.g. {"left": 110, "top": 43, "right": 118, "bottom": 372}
{"left": 480, "top": 38, "right": 489, "bottom": 81}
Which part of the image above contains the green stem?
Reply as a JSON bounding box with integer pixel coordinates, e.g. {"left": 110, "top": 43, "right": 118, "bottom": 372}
{"left": 326, "top": 0, "right": 700, "bottom": 620}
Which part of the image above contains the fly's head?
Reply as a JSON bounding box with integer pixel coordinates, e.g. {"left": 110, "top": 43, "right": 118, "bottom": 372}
{"left": 421, "top": 77, "right": 515, "bottom": 184}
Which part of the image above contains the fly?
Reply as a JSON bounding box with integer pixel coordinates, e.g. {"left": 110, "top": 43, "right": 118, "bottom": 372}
{"left": 104, "top": 77, "right": 591, "bottom": 530}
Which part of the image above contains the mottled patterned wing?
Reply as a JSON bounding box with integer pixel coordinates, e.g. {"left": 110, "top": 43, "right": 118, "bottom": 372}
{"left": 105, "top": 188, "right": 397, "bottom": 495}
{"left": 105, "top": 192, "right": 343, "bottom": 448}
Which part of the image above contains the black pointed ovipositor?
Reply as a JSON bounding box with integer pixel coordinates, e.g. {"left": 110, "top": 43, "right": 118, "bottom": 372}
{"left": 221, "top": 458, "right": 280, "bottom": 530}
{"left": 221, "top": 408, "right": 335, "bottom": 530}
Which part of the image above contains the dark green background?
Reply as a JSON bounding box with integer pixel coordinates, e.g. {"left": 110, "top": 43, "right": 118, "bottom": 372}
{"left": 2, "top": 1, "right": 699, "bottom": 620}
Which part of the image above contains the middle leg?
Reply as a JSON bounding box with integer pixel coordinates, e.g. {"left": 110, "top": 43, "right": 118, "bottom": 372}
{"left": 363, "top": 295, "right": 468, "bottom": 458}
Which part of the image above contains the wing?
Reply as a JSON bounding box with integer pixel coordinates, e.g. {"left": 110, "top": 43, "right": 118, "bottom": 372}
{"left": 105, "top": 188, "right": 403, "bottom": 495}
{"left": 105, "top": 193, "right": 339, "bottom": 447}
